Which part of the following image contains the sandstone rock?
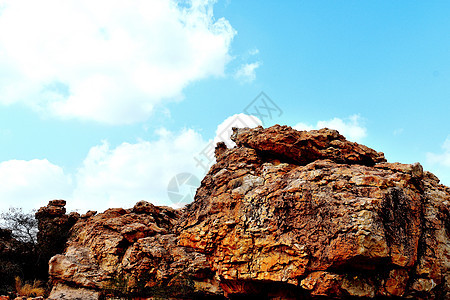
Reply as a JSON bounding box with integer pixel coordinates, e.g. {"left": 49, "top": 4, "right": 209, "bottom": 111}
{"left": 230, "top": 125, "right": 386, "bottom": 166}
{"left": 48, "top": 283, "right": 99, "bottom": 300}
{"left": 132, "top": 200, "right": 159, "bottom": 214}
{"left": 381, "top": 269, "right": 409, "bottom": 297}
{"left": 36, "top": 200, "right": 66, "bottom": 217}
{"left": 179, "top": 157, "right": 423, "bottom": 285}
{"left": 80, "top": 210, "right": 96, "bottom": 219}
{"left": 48, "top": 202, "right": 220, "bottom": 299}
{"left": 47, "top": 125, "right": 450, "bottom": 299}
{"left": 35, "top": 200, "right": 80, "bottom": 282}
{"left": 300, "top": 271, "right": 344, "bottom": 296}
{"left": 300, "top": 271, "right": 375, "bottom": 298}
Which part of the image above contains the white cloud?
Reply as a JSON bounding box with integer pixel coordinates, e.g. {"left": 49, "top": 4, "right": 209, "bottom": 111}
{"left": 293, "top": 122, "right": 314, "bottom": 132}
{"left": 71, "top": 128, "right": 207, "bottom": 212}
{"left": 214, "top": 113, "right": 262, "bottom": 147}
{"left": 189, "top": 113, "right": 262, "bottom": 178}
{"left": 0, "top": 114, "right": 263, "bottom": 213}
{"left": 294, "top": 114, "right": 367, "bottom": 142}
{"left": 0, "top": 0, "right": 235, "bottom": 124}
{"left": 0, "top": 159, "right": 72, "bottom": 211}
{"left": 425, "top": 136, "right": 450, "bottom": 186}
{"left": 234, "top": 62, "right": 260, "bottom": 83}
{"left": 0, "top": 129, "right": 207, "bottom": 213}
{"left": 72, "top": 113, "right": 262, "bottom": 212}
{"left": 426, "top": 136, "right": 450, "bottom": 168}
{"left": 248, "top": 48, "right": 260, "bottom": 56}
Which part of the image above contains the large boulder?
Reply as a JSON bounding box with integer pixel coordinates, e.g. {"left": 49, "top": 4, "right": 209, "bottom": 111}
{"left": 48, "top": 202, "right": 220, "bottom": 299}
{"left": 48, "top": 126, "right": 450, "bottom": 299}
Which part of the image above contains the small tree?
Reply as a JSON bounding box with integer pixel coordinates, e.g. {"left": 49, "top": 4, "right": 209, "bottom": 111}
{"left": 0, "top": 208, "right": 40, "bottom": 294}
{"left": 0, "top": 208, "right": 38, "bottom": 244}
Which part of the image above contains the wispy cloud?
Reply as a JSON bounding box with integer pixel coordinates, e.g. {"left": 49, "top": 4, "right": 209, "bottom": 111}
{"left": 234, "top": 62, "right": 261, "bottom": 83}
{"left": 426, "top": 136, "right": 450, "bottom": 168}
{"left": 248, "top": 48, "right": 260, "bottom": 56}
{"left": 393, "top": 128, "right": 404, "bottom": 136}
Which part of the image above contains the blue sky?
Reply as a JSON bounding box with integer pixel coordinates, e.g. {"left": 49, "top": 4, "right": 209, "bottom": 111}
{"left": 0, "top": 0, "right": 449, "bottom": 212}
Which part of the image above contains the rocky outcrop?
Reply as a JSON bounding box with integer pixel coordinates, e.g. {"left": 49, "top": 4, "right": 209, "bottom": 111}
{"left": 35, "top": 200, "right": 80, "bottom": 254}
{"left": 230, "top": 126, "right": 386, "bottom": 166}
{"left": 0, "top": 200, "right": 80, "bottom": 296}
{"left": 48, "top": 125, "right": 450, "bottom": 299}
{"left": 48, "top": 202, "right": 220, "bottom": 299}
{"left": 35, "top": 200, "right": 80, "bottom": 281}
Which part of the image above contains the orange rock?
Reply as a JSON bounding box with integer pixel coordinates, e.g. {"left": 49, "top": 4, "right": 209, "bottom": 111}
{"left": 46, "top": 125, "right": 450, "bottom": 299}
{"left": 384, "top": 269, "right": 409, "bottom": 296}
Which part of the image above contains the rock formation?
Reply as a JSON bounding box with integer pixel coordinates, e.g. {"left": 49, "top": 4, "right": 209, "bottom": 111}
{"left": 47, "top": 125, "right": 450, "bottom": 299}
{"left": 35, "top": 200, "right": 80, "bottom": 281}
{"left": 48, "top": 203, "right": 216, "bottom": 299}
{"left": 0, "top": 200, "right": 81, "bottom": 297}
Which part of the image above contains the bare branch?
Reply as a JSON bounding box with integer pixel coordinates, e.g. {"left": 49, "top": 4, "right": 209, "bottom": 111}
{"left": 0, "top": 207, "right": 38, "bottom": 244}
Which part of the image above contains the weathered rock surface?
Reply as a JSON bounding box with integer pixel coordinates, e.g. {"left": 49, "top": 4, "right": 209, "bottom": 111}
{"left": 35, "top": 200, "right": 80, "bottom": 263}
{"left": 231, "top": 125, "right": 386, "bottom": 166}
{"left": 48, "top": 126, "right": 450, "bottom": 299}
{"left": 48, "top": 202, "right": 219, "bottom": 299}
{"left": 34, "top": 200, "right": 80, "bottom": 284}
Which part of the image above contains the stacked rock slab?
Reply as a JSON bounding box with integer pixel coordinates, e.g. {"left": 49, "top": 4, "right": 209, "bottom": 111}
{"left": 35, "top": 200, "right": 80, "bottom": 265}
{"left": 48, "top": 202, "right": 219, "bottom": 300}
{"left": 48, "top": 125, "right": 450, "bottom": 299}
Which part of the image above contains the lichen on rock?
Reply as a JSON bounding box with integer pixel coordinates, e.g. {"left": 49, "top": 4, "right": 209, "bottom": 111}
{"left": 47, "top": 125, "right": 450, "bottom": 299}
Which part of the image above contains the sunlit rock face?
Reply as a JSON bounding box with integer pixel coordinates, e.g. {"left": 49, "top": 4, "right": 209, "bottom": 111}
{"left": 48, "top": 125, "right": 450, "bottom": 299}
